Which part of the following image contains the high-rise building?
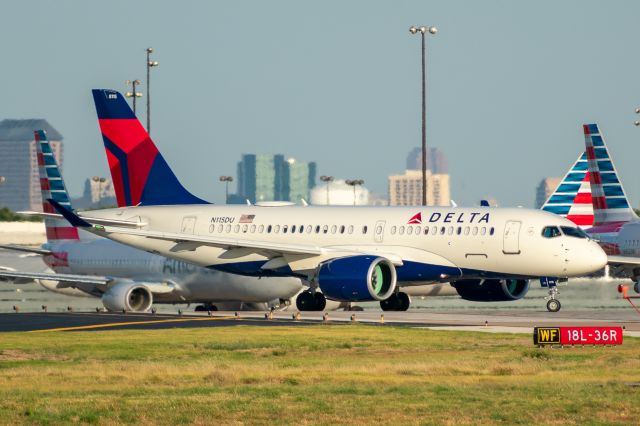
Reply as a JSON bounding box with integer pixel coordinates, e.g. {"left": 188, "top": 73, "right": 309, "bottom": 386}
{"left": 236, "top": 154, "right": 316, "bottom": 203}
{"left": 0, "top": 119, "right": 63, "bottom": 212}
{"left": 310, "top": 179, "right": 370, "bottom": 206}
{"left": 71, "top": 177, "right": 117, "bottom": 209}
{"left": 287, "top": 158, "right": 316, "bottom": 204}
{"left": 406, "top": 147, "right": 448, "bottom": 174}
{"left": 388, "top": 169, "right": 450, "bottom": 206}
{"left": 535, "top": 177, "right": 562, "bottom": 209}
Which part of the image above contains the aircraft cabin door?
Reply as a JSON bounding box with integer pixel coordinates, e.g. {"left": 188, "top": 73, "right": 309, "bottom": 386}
{"left": 503, "top": 221, "right": 521, "bottom": 254}
{"left": 181, "top": 216, "right": 197, "bottom": 234}
{"left": 374, "top": 220, "right": 386, "bottom": 243}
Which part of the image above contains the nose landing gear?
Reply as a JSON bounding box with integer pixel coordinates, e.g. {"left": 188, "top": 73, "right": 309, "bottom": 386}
{"left": 545, "top": 286, "right": 561, "bottom": 312}
{"left": 540, "top": 277, "right": 562, "bottom": 312}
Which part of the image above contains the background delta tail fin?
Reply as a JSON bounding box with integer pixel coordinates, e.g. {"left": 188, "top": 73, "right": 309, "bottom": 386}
{"left": 92, "top": 89, "right": 209, "bottom": 207}
{"left": 583, "top": 123, "right": 637, "bottom": 226}
{"left": 541, "top": 152, "right": 594, "bottom": 228}
{"left": 34, "top": 130, "right": 80, "bottom": 242}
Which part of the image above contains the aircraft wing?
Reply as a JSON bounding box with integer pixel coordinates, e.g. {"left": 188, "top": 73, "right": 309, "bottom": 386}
{"left": 0, "top": 270, "right": 177, "bottom": 295}
{"left": 0, "top": 244, "right": 52, "bottom": 256}
{"left": 607, "top": 255, "right": 640, "bottom": 266}
{"left": 606, "top": 255, "right": 640, "bottom": 278}
{"left": 18, "top": 210, "right": 146, "bottom": 228}
{"left": 102, "top": 226, "right": 324, "bottom": 256}
{"left": 98, "top": 226, "right": 410, "bottom": 268}
{"left": 607, "top": 256, "right": 640, "bottom": 268}
{"left": 0, "top": 270, "right": 110, "bottom": 285}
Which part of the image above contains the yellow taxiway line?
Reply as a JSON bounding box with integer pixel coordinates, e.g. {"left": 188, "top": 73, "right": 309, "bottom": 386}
{"left": 28, "top": 316, "right": 239, "bottom": 333}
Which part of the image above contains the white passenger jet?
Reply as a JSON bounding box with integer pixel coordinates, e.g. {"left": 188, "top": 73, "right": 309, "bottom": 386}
{"left": 38, "top": 90, "right": 608, "bottom": 312}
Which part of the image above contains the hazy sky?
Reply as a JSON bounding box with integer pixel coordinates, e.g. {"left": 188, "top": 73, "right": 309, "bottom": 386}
{"left": 2, "top": 1, "right": 640, "bottom": 207}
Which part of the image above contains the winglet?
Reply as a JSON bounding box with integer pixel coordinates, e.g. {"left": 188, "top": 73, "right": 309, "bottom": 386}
{"left": 47, "top": 199, "right": 92, "bottom": 228}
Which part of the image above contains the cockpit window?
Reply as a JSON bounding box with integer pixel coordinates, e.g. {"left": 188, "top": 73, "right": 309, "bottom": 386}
{"left": 561, "top": 226, "right": 588, "bottom": 239}
{"left": 541, "top": 226, "right": 561, "bottom": 238}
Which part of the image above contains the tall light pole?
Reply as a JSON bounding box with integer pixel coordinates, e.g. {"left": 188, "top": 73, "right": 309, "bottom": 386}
{"left": 219, "top": 176, "right": 233, "bottom": 204}
{"left": 409, "top": 25, "right": 437, "bottom": 206}
{"left": 345, "top": 179, "right": 364, "bottom": 206}
{"left": 125, "top": 80, "right": 142, "bottom": 116}
{"left": 319, "top": 175, "right": 334, "bottom": 205}
{"left": 146, "top": 47, "right": 159, "bottom": 135}
{"left": 634, "top": 107, "right": 640, "bottom": 126}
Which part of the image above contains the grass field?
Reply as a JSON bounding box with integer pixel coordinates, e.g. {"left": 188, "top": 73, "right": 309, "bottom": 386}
{"left": 0, "top": 324, "right": 639, "bottom": 425}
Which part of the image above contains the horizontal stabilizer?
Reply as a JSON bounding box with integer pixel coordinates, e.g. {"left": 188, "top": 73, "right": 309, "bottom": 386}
{"left": 27, "top": 204, "right": 147, "bottom": 229}
{"left": 0, "top": 244, "right": 52, "bottom": 256}
{"left": 0, "top": 270, "right": 109, "bottom": 285}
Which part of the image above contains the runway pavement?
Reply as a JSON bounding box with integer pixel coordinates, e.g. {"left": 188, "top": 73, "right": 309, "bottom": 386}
{"left": 1, "top": 308, "right": 640, "bottom": 335}
{"left": 0, "top": 312, "right": 318, "bottom": 332}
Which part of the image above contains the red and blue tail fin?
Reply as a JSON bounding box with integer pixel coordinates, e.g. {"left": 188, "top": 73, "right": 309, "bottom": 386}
{"left": 92, "top": 89, "right": 208, "bottom": 207}
{"left": 583, "top": 123, "right": 637, "bottom": 227}
{"left": 541, "top": 152, "right": 594, "bottom": 228}
{"left": 34, "top": 130, "right": 80, "bottom": 242}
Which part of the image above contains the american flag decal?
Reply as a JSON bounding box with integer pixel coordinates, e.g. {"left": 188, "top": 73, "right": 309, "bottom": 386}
{"left": 239, "top": 214, "right": 255, "bottom": 223}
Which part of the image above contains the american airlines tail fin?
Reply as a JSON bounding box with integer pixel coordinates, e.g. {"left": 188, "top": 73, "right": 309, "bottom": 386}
{"left": 34, "top": 130, "right": 80, "bottom": 242}
{"left": 541, "top": 152, "right": 594, "bottom": 228}
{"left": 583, "top": 123, "right": 637, "bottom": 226}
{"left": 91, "top": 89, "right": 208, "bottom": 207}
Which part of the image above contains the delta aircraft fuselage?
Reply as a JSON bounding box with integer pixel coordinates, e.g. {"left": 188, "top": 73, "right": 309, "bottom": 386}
{"left": 85, "top": 204, "right": 607, "bottom": 283}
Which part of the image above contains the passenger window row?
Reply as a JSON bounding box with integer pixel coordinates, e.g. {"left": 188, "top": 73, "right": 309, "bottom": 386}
{"left": 209, "top": 223, "right": 369, "bottom": 235}
{"left": 207, "top": 222, "right": 495, "bottom": 238}
{"left": 389, "top": 225, "right": 495, "bottom": 237}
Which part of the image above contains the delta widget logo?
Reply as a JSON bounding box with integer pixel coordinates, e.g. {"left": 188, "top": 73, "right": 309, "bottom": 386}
{"left": 407, "top": 212, "right": 422, "bottom": 224}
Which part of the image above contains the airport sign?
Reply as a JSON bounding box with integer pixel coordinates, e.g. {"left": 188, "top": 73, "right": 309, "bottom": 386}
{"left": 533, "top": 326, "right": 623, "bottom": 346}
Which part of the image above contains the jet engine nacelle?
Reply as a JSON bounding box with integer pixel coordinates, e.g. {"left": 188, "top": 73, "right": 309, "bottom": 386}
{"left": 102, "top": 281, "right": 153, "bottom": 312}
{"left": 452, "top": 279, "right": 529, "bottom": 302}
{"left": 317, "top": 256, "right": 397, "bottom": 302}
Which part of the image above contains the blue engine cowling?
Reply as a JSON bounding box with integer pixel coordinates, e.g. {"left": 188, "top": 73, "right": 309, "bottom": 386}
{"left": 317, "top": 256, "right": 397, "bottom": 302}
{"left": 452, "top": 279, "right": 529, "bottom": 302}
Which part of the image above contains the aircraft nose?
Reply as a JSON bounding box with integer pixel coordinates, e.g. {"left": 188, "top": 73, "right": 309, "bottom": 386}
{"left": 591, "top": 242, "right": 608, "bottom": 270}
{"left": 572, "top": 241, "right": 607, "bottom": 275}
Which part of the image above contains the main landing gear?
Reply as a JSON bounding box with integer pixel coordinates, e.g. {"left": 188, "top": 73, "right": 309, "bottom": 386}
{"left": 545, "top": 287, "right": 561, "bottom": 313}
{"left": 296, "top": 290, "right": 326, "bottom": 311}
{"left": 195, "top": 303, "right": 218, "bottom": 312}
{"left": 380, "top": 292, "right": 410, "bottom": 311}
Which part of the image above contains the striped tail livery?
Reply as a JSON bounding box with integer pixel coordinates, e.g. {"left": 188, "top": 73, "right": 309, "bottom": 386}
{"left": 35, "top": 130, "right": 80, "bottom": 242}
{"left": 583, "top": 123, "right": 637, "bottom": 230}
{"left": 92, "top": 89, "right": 208, "bottom": 207}
{"left": 541, "top": 152, "right": 594, "bottom": 228}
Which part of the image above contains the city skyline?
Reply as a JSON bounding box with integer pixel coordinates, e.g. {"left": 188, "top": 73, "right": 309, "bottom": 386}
{"left": 0, "top": 119, "right": 63, "bottom": 212}
{"left": 1, "top": 1, "right": 639, "bottom": 208}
